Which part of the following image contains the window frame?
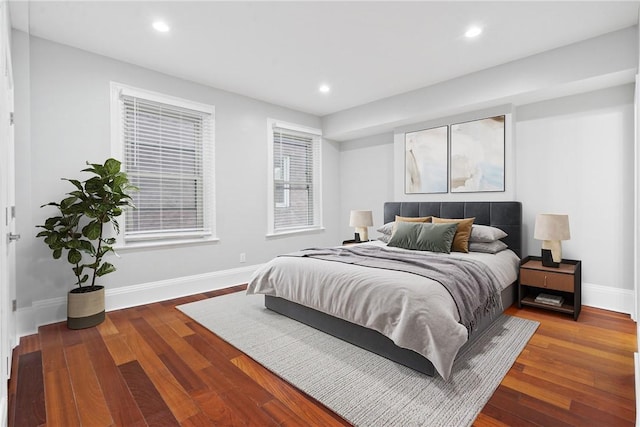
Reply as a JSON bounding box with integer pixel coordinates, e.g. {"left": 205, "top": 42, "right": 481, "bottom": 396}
{"left": 110, "top": 82, "right": 217, "bottom": 248}
{"left": 266, "top": 118, "right": 323, "bottom": 236}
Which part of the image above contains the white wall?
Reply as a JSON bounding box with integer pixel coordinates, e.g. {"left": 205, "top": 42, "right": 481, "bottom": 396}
{"left": 13, "top": 33, "right": 341, "bottom": 311}
{"left": 339, "top": 132, "right": 394, "bottom": 238}
{"left": 517, "top": 84, "right": 635, "bottom": 293}
{"left": 339, "top": 84, "right": 636, "bottom": 312}
{"left": 392, "top": 104, "right": 516, "bottom": 202}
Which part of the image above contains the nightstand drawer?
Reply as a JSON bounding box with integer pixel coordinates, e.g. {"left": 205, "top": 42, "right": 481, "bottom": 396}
{"left": 520, "top": 269, "right": 574, "bottom": 292}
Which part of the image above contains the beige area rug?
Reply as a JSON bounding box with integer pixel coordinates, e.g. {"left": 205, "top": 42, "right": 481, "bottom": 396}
{"left": 178, "top": 292, "right": 539, "bottom": 427}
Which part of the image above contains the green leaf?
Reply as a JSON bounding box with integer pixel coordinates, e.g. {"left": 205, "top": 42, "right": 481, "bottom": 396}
{"left": 44, "top": 234, "right": 59, "bottom": 245}
{"left": 36, "top": 230, "right": 49, "bottom": 238}
{"left": 60, "top": 196, "right": 78, "bottom": 210}
{"left": 67, "top": 249, "right": 82, "bottom": 264}
{"left": 64, "top": 179, "right": 83, "bottom": 191}
{"left": 53, "top": 248, "right": 62, "bottom": 259}
{"left": 45, "top": 217, "right": 62, "bottom": 228}
{"left": 79, "top": 240, "right": 95, "bottom": 254}
{"left": 103, "top": 237, "right": 116, "bottom": 245}
{"left": 96, "top": 262, "right": 116, "bottom": 277}
{"left": 80, "top": 275, "right": 89, "bottom": 283}
{"left": 82, "top": 221, "right": 101, "bottom": 240}
{"left": 104, "top": 158, "right": 121, "bottom": 175}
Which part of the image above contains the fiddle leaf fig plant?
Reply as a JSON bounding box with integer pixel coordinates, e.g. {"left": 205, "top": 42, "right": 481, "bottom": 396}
{"left": 36, "top": 158, "right": 136, "bottom": 290}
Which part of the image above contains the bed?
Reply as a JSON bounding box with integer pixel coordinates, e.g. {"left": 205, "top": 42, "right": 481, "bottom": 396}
{"left": 247, "top": 201, "right": 522, "bottom": 379}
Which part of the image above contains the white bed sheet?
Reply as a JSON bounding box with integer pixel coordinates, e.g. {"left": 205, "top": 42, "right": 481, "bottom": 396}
{"left": 246, "top": 241, "right": 519, "bottom": 380}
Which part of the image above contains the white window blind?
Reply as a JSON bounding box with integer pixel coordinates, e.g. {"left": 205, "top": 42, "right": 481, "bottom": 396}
{"left": 117, "top": 87, "right": 215, "bottom": 242}
{"left": 270, "top": 122, "right": 322, "bottom": 233}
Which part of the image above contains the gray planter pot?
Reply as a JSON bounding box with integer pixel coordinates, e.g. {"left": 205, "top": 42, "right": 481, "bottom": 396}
{"left": 67, "top": 286, "right": 105, "bottom": 329}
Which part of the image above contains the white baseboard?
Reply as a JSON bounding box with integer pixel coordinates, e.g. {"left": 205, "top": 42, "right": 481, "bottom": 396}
{"left": 15, "top": 272, "right": 634, "bottom": 338}
{"left": 16, "top": 264, "right": 262, "bottom": 338}
{"left": 582, "top": 282, "right": 635, "bottom": 315}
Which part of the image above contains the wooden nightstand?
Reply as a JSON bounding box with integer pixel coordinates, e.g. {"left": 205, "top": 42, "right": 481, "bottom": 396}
{"left": 518, "top": 256, "right": 582, "bottom": 320}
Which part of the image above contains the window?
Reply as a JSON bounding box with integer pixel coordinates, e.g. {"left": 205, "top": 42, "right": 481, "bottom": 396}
{"left": 267, "top": 119, "right": 322, "bottom": 235}
{"left": 111, "top": 83, "right": 215, "bottom": 244}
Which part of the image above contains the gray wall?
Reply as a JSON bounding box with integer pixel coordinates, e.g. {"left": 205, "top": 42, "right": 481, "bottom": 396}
{"left": 14, "top": 32, "right": 341, "bottom": 307}
{"left": 339, "top": 84, "right": 635, "bottom": 292}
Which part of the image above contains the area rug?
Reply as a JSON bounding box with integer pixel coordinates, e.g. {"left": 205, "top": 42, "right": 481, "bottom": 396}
{"left": 178, "top": 292, "right": 539, "bottom": 427}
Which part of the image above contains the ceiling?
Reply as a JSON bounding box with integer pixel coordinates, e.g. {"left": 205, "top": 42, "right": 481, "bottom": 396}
{"left": 9, "top": 1, "right": 640, "bottom": 117}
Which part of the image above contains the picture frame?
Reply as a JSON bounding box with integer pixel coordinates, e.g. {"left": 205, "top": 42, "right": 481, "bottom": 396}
{"left": 449, "top": 115, "right": 505, "bottom": 193}
{"left": 405, "top": 125, "right": 448, "bottom": 194}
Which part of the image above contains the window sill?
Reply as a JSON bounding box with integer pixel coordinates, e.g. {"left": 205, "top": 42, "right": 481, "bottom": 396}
{"left": 113, "top": 236, "right": 220, "bottom": 252}
{"left": 266, "top": 227, "right": 325, "bottom": 238}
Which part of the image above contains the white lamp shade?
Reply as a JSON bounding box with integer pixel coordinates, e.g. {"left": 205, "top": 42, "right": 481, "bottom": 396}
{"left": 349, "top": 210, "right": 373, "bottom": 227}
{"left": 534, "top": 214, "right": 571, "bottom": 241}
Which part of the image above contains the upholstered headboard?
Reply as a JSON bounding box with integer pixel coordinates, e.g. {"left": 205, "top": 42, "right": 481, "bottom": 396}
{"left": 383, "top": 201, "right": 522, "bottom": 258}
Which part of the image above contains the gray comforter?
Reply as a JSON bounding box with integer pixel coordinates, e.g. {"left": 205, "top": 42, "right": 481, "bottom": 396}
{"left": 247, "top": 242, "right": 519, "bottom": 380}
{"left": 283, "top": 245, "right": 503, "bottom": 335}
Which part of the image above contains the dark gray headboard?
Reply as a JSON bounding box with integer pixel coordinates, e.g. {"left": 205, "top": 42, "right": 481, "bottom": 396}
{"left": 383, "top": 201, "right": 522, "bottom": 258}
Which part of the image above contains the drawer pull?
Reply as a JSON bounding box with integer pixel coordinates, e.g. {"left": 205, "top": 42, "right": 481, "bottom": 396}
{"left": 544, "top": 275, "right": 547, "bottom": 287}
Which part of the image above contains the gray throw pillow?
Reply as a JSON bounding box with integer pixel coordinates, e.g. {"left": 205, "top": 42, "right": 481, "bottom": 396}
{"left": 387, "top": 222, "right": 458, "bottom": 253}
{"left": 469, "top": 240, "right": 508, "bottom": 254}
{"left": 469, "top": 224, "right": 508, "bottom": 243}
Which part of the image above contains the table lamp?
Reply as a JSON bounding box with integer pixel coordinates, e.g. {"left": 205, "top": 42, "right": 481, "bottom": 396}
{"left": 534, "top": 214, "right": 570, "bottom": 267}
{"left": 349, "top": 210, "right": 373, "bottom": 242}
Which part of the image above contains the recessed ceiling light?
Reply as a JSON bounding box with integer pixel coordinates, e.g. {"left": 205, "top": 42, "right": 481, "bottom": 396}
{"left": 465, "top": 26, "right": 482, "bottom": 38}
{"left": 319, "top": 84, "right": 331, "bottom": 94}
{"left": 153, "top": 21, "right": 170, "bottom": 33}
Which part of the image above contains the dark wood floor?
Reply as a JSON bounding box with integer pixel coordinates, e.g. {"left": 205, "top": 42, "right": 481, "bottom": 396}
{"left": 8, "top": 285, "right": 637, "bottom": 426}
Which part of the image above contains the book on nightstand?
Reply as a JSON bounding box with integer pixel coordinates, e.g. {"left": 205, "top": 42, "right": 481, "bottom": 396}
{"left": 534, "top": 293, "right": 564, "bottom": 307}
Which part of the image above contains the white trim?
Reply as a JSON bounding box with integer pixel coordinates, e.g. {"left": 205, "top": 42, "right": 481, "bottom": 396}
{"left": 634, "top": 74, "right": 639, "bottom": 322}
{"left": 109, "top": 81, "right": 217, "bottom": 246}
{"left": 266, "top": 118, "right": 323, "bottom": 235}
{"left": 110, "top": 82, "right": 215, "bottom": 115}
{"left": 16, "top": 264, "right": 262, "bottom": 338}
{"left": 271, "top": 120, "right": 322, "bottom": 136}
{"left": 266, "top": 226, "right": 326, "bottom": 238}
{"left": 582, "top": 282, "right": 635, "bottom": 315}
{"left": 113, "top": 236, "right": 220, "bottom": 252}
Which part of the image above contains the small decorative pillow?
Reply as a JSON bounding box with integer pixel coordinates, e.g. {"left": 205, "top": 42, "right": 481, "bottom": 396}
{"left": 393, "top": 215, "right": 432, "bottom": 234}
{"left": 395, "top": 215, "right": 432, "bottom": 224}
{"left": 387, "top": 222, "right": 458, "bottom": 253}
{"left": 376, "top": 222, "right": 395, "bottom": 236}
{"left": 377, "top": 234, "right": 391, "bottom": 243}
{"left": 469, "top": 224, "right": 508, "bottom": 243}
{"left": 431, "top": 217, "right": 475, "bottom": 253}
{"left": 469, "top": 240, "right": 508, "bottom": 254}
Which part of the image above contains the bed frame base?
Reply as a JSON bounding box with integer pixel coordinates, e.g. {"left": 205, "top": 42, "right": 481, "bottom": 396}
{"left": 264, "top": 283, "right": 515, "bottom": 377}
{"left": 265, "top": 294, "right": 436, "bottom": 376}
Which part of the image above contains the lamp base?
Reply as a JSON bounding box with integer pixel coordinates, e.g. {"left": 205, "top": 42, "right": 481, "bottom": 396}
{"left": 541, "top": 249, "right": 560, "bottom": 268}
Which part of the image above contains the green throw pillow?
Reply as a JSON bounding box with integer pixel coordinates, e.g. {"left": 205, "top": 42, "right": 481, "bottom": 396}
{"left": 388, "top": 222, "right": 458, "bottom": 253}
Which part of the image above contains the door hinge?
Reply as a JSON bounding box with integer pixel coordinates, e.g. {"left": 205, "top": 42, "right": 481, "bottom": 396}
{"left": 9, "top": 112, "right": 13, "bottom": 126}
{"left": 12, "top": 299, "right": 16, "bottom": 312}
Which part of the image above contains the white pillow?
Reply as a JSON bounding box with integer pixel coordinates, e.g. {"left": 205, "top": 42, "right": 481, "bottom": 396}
{"left": 377, "top": 222, "right": 395, "bottom": 236}
{"left": 469, "top": 240, "right": 508, "bottom": 254}
{"left": 377, "top": 234, "right": 391, "bottom": 243}
{"left": 469, "top": 224, "right": 508, "bottom": 243}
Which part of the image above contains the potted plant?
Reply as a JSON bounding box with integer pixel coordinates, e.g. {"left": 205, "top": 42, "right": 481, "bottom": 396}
{"left": 36, "top": 158, "right": 136, "bottom": 329}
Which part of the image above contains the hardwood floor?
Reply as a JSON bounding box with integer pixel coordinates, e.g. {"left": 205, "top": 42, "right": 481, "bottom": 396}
{"left": 8, "top": 285, "right": 636, "bottom": 426}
